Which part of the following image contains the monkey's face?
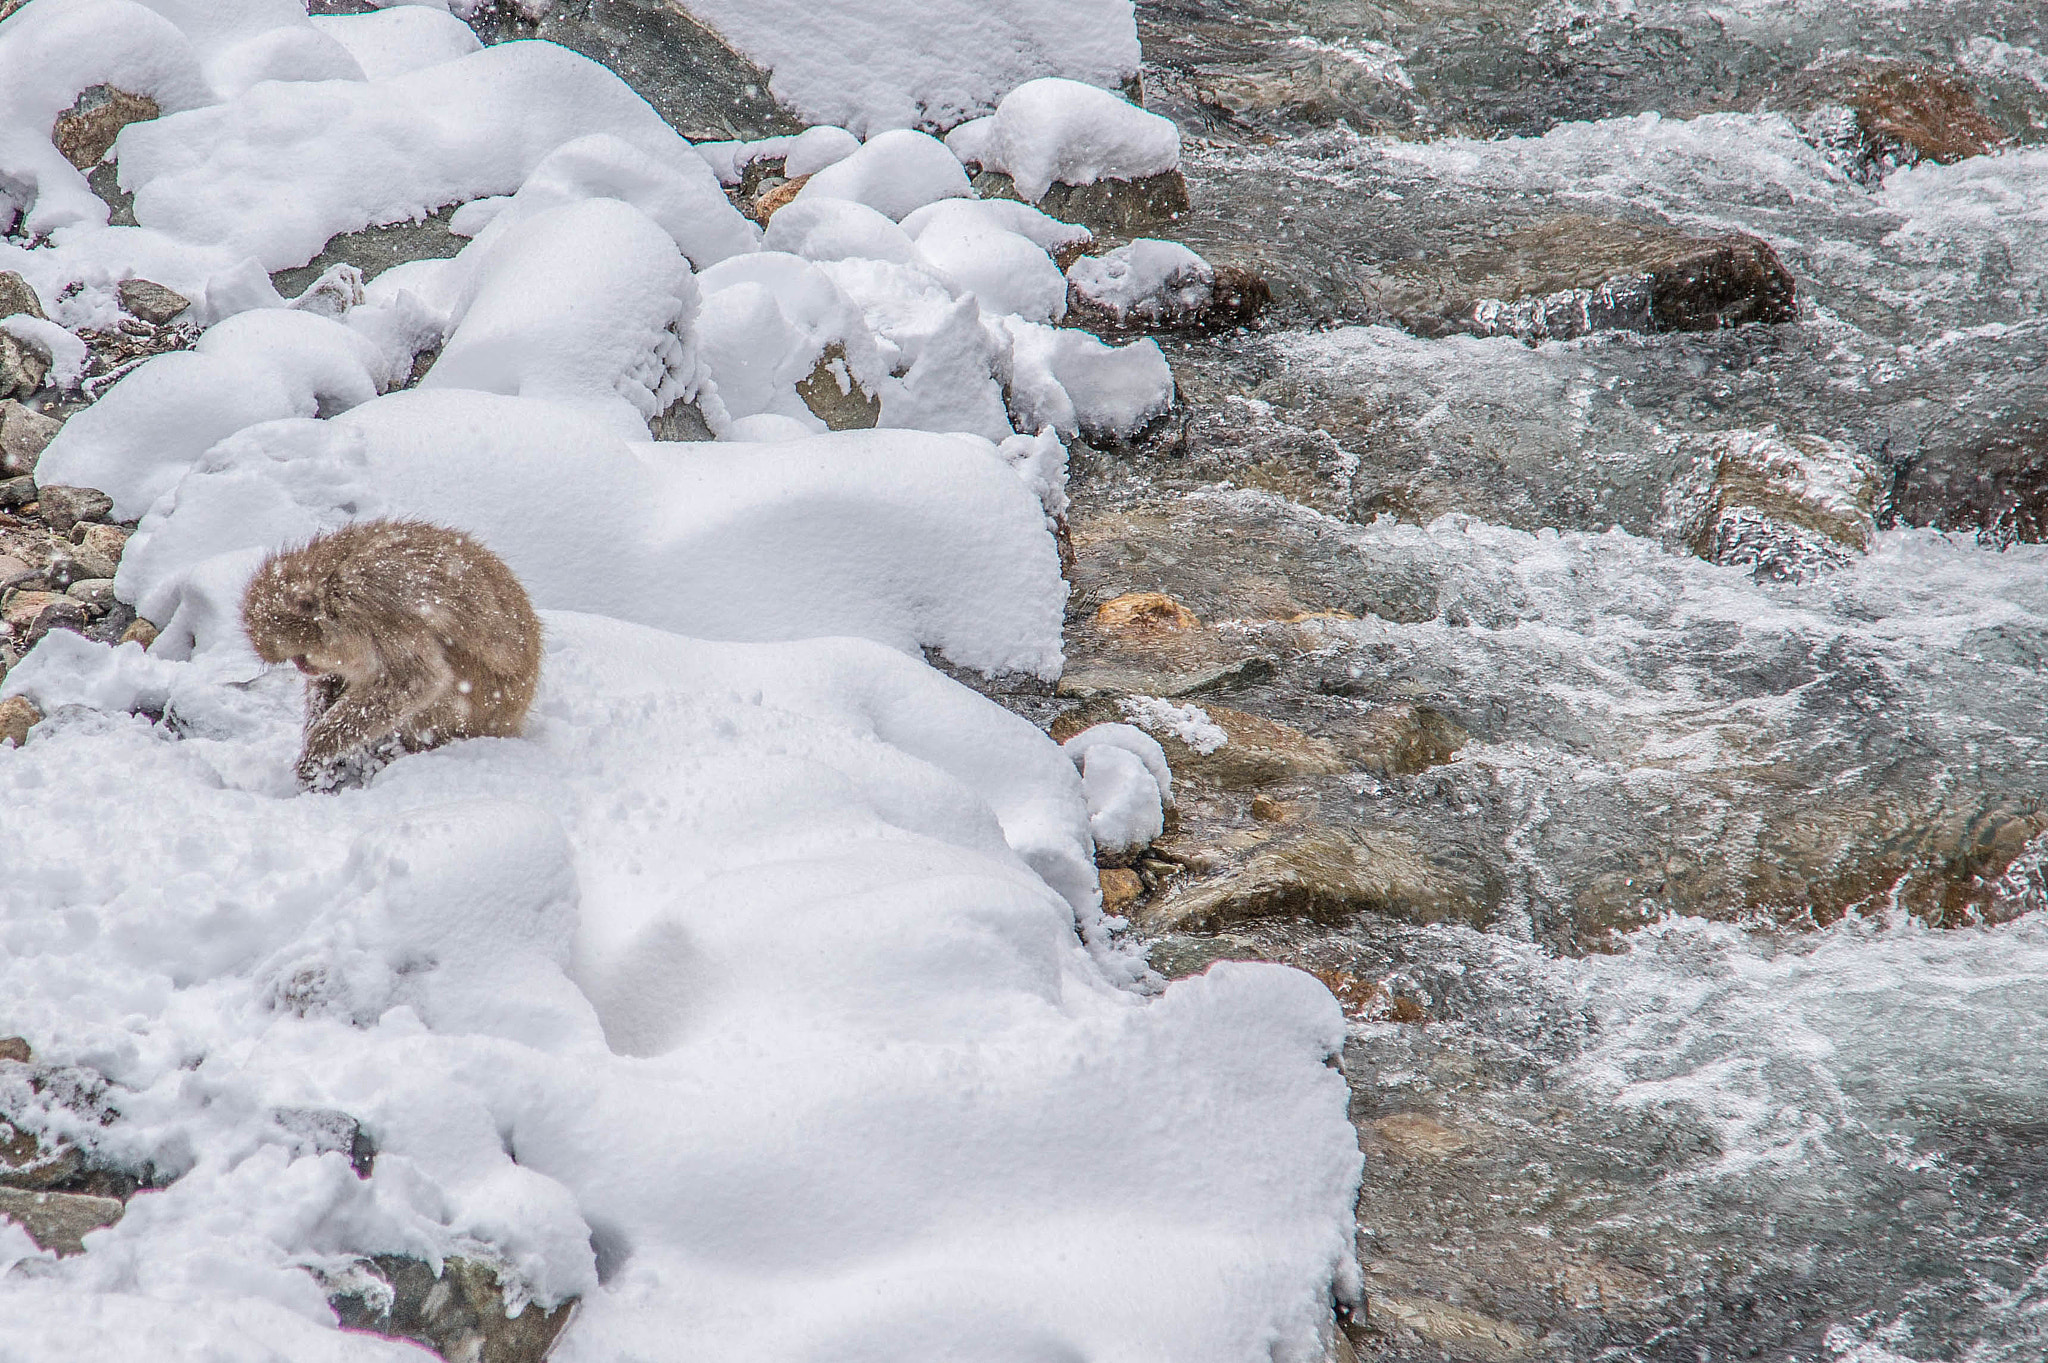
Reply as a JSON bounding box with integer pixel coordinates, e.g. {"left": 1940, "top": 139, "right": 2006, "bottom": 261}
{"left": 243, "top": 565, "right": 329, "bottom": 666}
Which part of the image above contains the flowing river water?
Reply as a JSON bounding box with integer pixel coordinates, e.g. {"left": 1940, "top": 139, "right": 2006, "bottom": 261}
{"left": 1042, "top": 1, "right": 2048, "bottom": 1357}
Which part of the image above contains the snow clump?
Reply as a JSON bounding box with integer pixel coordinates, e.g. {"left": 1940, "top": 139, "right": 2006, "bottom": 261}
{"left": 946, "top": 76, "right": 1180, "bottom": 201}
{"left": 1065, "top": 721, "right": 1174, "bottom": 853}
{"left": 1067, "top": 237, "right": 1215, "bottom": 326}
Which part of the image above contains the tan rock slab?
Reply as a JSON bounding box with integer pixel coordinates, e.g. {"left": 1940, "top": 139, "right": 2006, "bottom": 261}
{"left": 0, "top": 1186, "right": 124, "bottom": 1255}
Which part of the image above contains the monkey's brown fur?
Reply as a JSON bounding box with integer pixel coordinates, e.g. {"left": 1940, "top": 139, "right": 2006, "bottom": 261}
{"left": 242, "top": 519, "right": 543, "bottom": 788}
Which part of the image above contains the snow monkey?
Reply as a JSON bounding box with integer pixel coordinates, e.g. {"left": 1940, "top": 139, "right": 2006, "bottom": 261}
{"left": 242, "top": 519, "right": 543, "bottom": 789}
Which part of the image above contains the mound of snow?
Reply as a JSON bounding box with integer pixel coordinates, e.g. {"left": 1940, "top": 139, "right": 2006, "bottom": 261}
{"left": 116, "top": 391, "right": 1068, "bottom": 680}
{"left": 1065, "top": 722, "right": 1172, "bottom": 852}
{"left": 915, "top": 217, "right": 1067, "bottom": 323}
{"left": 999, "top": 316, "right": 1175, "bottom": 442}
{"left": 901, "top": 195, "right": 1093, "bottom": 256}
{"left": 694, "top": 251, "right": 889, "bottom": 431}
{"left": 794, "top": 128, "right": 972, "bottom": 221}
{"left": 946, "top": 77, "right": 1179, "bottom": 202}
{"left": 308, "top": 6, "right": 481, "bottom": 83}
{"left": 762, "top": 197, "right": 919, "bottom": 265}
{"left": 673, "top": 0, "right": 1139, "bottom": 135}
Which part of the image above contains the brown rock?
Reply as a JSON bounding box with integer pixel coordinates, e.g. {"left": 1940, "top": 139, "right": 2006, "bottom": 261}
{"left": 795, "top": 343, "right": 880, "bottom": 430}
{"left": 1250, "top": 794, "right": 1298, "bottom": 823}
{"left": 0, "top": 555, "right": 30, "bottom": 589}
{"left": 118, "top": 617, "right": 159, "bottom": 649}
{"left": 750, "top": 173, "right": 809, "bottom": 224}
{"left": 3, "top": 590, "right": 84, "bottom": 647}
{"left": 324, "top": 1255, "right": 576, "bottom": 1363}
{"left": 1376, "top": 216, "right": 1796, "bottom": 343}
{"left": 1142, "top": 826, "right": 1487, "bottom": 932}
{"left": 52, "top": 87, "right": 160, "bottom": 171}
{"left": 0, "top": 400, "right": 62, "bottom": 477}
{"left": 1366, "top": 1295, "right": 1532, "bottom": 1361}
{"left": 72, "top": 520, "right": 130, "bottom": 564}
{"left": 0, "top": 272, "right": 45, "bottom": 322}
{"left": 115, "top": 278, "right": 191, "bottom": 326}
{"left": 1094, "top": 591, "right": 1198, "bottom": 633}
{"left": 0, "top": 1120, "right": 82, "bottom": 1192}
{"left": 1370, "top": 1112, "right": 1473, "bottom": 1159}
{"left": 974, "top": 168, "right": 1189, "bottom": 238}
{"left": 1790, "top": 62, "right": 2008, "bottom": 179}
{"left": 0, "top": 1037, "right": 28, "bottom": 1063}
{"left": 1306, "top": 967, "right": 1428, "bottom": 1022}
{"left": 1099, "top": 866, "right": 1143, "bottom": 912}
{"left": 0, "top": 475, "right": 33, "bottom": 510}
{"left": 1666, "top": 429, "right": 1881, "bottom": 578}
{"left": 1346, "top": 704, "right": 1468, "bottom": 778}
{"left": 1161, "top": 704, "right": 1345, "bottom": 789}
{"left": 0, "top": 1186, "right": 124, "bottom": 1255}
{"left": 0, "top": 332, "right": 48, "bottom": 401}
{"left": 35, "top": 485, "right": 113, "bottom": 533}
{"left": 1893, "top": 421, "right": 2048, "bottom": 548}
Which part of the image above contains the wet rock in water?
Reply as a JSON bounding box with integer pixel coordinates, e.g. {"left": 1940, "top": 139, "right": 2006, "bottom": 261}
{"left": 1055, "top": 653, "right": 1276, "bottom": 700}
{"left": 0, "top": 400, "right": 60, "bottom": 477}
{"left": 1374, "top": 216, "right": 1796, "bottom": 342}
{"left": 0, "top": 332, "right": 48, "bottom": 400}
{"left": 1365, "top": 1294, "right": 1533, "bottom": 1361}
{"left": 3, "top": 591, "right": 85, "bottom": 648}
{"left": 52, "top": 87, "right": 160, "bottom": 170}
{"left": 973, "top": 168, "right": 1190, "bottom": 239}
{"left": 322, "top": 1254, "right": 576, "bottom": 1363}
{"left": 0, "top": 696, "right": 32, "bottom": 747}
{"left": 1665, "top": 429, "right": 1881, "bottom": 578}
{"left": 1368, "top": 1113, "right": 1473, "bottom": 1160}
{"left": 36, "top": 485, "right": 113, "bottom": 534}
{"left": 795, "top": 343, "right": 881, "bottom": 429}
{"left": 1065, "top": 240, "right": 1269, "bottom": 333}
{"left": 1142, "top": 825, "right": 1491, "bottom": 932}
{"left": 1094, "top": 590, "right": 1199, "bottom": 633}
{"left": 1099, "top": 866, "right": 1144, "bottom": 912}
{"left": 1788, "top": 62, "right": 2009, "bottom": 182}
{"left": 1345, "top": 704, "right": 1467, "bottom": 778}
{"left": 271, "top": 207, "right": 465, "bottom": 300}
{"left": 0, "top": 1186, "right": 124, "bottom": 1255}
{"left": 1893, "top": 422, "right": 2048, "bottom": 548}
{"left": 115, "top": 279, "right": 190, "bottom": 326}
{"left": 0, "top": 272, "right": 45, "bottom": 322}
{"left": 1150, "top": 703, "right": 1345, "bottom": 789}
{"left": 1306, "top": 967, "right": 1428, "bottom": 1022}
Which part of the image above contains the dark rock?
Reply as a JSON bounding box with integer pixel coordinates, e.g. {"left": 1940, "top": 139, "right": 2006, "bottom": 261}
{"left": 0, "top": 272, "right": 45, "bottom": 322}
{"left": 52, "top": 87, "right": 160, "bottom": 171}
{"left": 1786, "top": 62, "right": 2009, "bottom": 182}
{"left": 36, "top": 485, "right": 113, "bottom": 533}
{"left": 1893, "top": 422, "right": 2048, "bottom": 548}
{"left": 0, "top": 475, "right": 32, "bottom": 509}
{"left": 795, "top": 344, "right": 880, "bottom": 430}
{"left": 1065, "top": 244, "right": 1270, "bottom": 334}
{"left": 648, "top": 397, "right": 714, "bottom": 441}
{"left": 323, "top": 1255, "right": 577, "bottom": 1363}
{"left": 1055, "top": 653, "right": 1276, "bottom": 699}
{"left": 973, "top": 168, "right": 1191, "bottom": 239}
{"left": 0, "top": 400, "right": 61, "bottom": 477}
{"left": 1373, "top": 216, "right": 1796, "bottom": 342}
{"left": 0, "top": 1186, "right": 124, "bottom": 1255}
{"left": 116, "top": 279, "right": 191, "bottom": 326}
{"left": 1140, "top": 825, "right": 1493, "bottom": 933}
{"left": 272, "top": 1107, "right": 376, "bottom": 1178}
{"left": 0, "top": 332, "right": 48, "bottom": 400}
{"left": 84, "top": 600, "right": 136, "bottom": 644}
{"left": 86, "top": 161, "right": 137, "bottom": 228}
{"left": 271, "top": 206, "right": 466, "bottom": 299}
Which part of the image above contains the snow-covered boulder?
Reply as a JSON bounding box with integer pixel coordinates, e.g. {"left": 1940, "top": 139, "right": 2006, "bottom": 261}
{"left": 794, "top": 128, "right": 972, "bottom": 221}
{"left": 914, "top": 217, "right": 1068, "bottom": 323}
{"left": 998, "top": 316, "right": 1175, "bottom": 443}
{"left": 1065, "top": 237, "right": 1271, "bottom": 332}
{"left": 946, "top": 77, "right": 1179, "bottom": 202}
{"left": 1065, "top": 721, "right": 1173, "bottom": 853}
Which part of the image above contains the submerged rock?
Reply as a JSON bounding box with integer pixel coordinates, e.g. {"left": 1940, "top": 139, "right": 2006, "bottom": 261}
{"left": 1375, "top": 217, "right": 1796, "bottom": 342}
{"left": 322, "top": 1255, "right": 576, "bottom": 1363}
{"left": 1787, "top": 61, "right": 2009, "bottom": 182}
{"left": 52, "top": 87, "right": 159, "bottom": 171}
{"left": 1893, "top": 421, "right": 2048, "bottom": 548}
{"left": 1665, "top": 429, "right": 1882, "bottom": 579}
{"left": 1142, "top": 825, "right": 1492, "bottom": 932}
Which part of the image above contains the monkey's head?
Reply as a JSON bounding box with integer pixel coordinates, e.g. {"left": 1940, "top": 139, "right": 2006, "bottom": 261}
{"left": 242, "top": 552, "right": 332, "bottom": 671}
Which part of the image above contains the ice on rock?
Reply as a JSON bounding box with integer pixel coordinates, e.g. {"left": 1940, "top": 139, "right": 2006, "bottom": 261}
{"left": 795, "top": 128, "right": 973, "bottom": 222}
{"left": 309, "top": 6, "right": 482, "bottom": 83}
{"left": 34, "top": 308, "right": 410, "bottom": 518}
{"left": 781, "top": 124, "right": 861, "bottom": 178}
{"left": 695, "top": 251, "right": 889, "bottom": 432}
{"left": 914, "top": 218, "right": 1068, "bottom": 323}
{"left": 419, "top": 198, "right": 711, "bottom": 435}
{"left": 672, "top": 0, "right": 1139, "bottom": 135}
{"left": 121, "top": 41, "right": 708, "bottom": 270}
{"left": 762, "top": 197, "right": 920, "bottom": 266}
{"left": 946, "top": 77, "right": 1180, "bottom": 202}
{"left": 900, "top": 196, "right": 1093, "bottom": 258}
{"left": 1066, "top": 237, "right": 1212, "bottom": 327}
{"left": 998, "top": 316, "right": 1175, "bottom": 443}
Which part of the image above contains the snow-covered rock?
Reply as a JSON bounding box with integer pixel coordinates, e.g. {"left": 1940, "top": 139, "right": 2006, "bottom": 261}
{"left": 914, "top": 218, "right": 1068, "bottom": 323}
{"left": 1065, "top": 721, "right": 1173, "bottom": 853}
{"left": 999, "top": 315, "right": 1176, "bottom": 442}
{"left": 1066, "top": 237, "right": 1211, "bottom": 325}
{"left": 762, "top": 197, "right": 920, "bottom": 265}
{"left": 794, "top": 128, "right": 972, "bottom": 221}
{"left": 946, "top": 77, "right": 1179, "bottom": 202}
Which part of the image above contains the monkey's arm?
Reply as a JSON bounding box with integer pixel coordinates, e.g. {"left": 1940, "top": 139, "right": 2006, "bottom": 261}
{"left": 297, "top": 661, "right": 445, "bottom": 780}
{"left": 304, "top": 672, "right": 345, "bottom": 723}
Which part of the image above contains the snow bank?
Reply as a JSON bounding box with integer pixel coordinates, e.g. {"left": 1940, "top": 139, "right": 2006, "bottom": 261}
{"left": 122, "top": 41, "right": 703, "bottom": 270}
{"left": 901, "top": 195, "right": 1093, "bottom": 256}
{"left": 115, "top": 390, "right": 1068, "bottom": 680}
{"left": 946, "top": 77, "right": 1179, "bottom": 202}
{"left": 0, "top": 608, "right": 1359, "bottom": 1361}
{"left": 673, "top": 0, "right": 1140, "bottom": 135}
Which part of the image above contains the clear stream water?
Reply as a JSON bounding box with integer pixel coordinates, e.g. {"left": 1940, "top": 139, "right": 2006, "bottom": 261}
{"left": 1086, "top": 1, "right": 2048, "bottom": 1357}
